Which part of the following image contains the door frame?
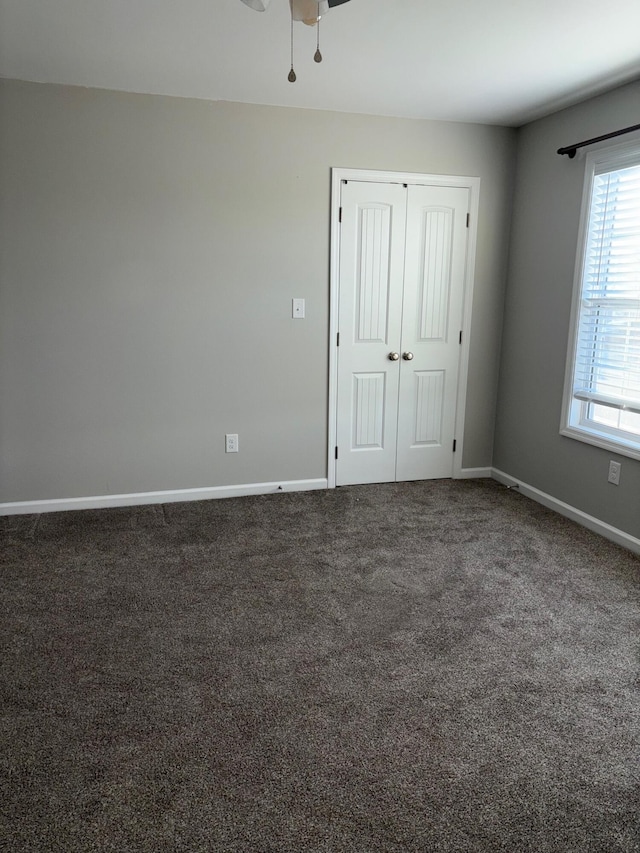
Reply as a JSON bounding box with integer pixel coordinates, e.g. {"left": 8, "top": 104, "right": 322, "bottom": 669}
{"left": 328, "top": 167, "right": 481, "bottom": 489}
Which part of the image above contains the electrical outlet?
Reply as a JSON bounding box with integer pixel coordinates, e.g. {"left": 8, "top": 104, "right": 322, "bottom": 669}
{"left": 608, "top": 460, "right": 621, "bottom": 485}
{"left": 225, "top": 433, "right": 238, "bottom": 453}
{"left": 292, "top": 298, "right": 305, "bottom": 319}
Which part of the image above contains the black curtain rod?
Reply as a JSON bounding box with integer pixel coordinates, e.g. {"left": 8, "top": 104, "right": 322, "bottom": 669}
{"left": 557, "top": 122, "right": 640, "bottom": 158}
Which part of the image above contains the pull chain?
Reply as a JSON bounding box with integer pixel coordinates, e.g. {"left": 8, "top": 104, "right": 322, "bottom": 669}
{"left": 314, "top": 18, "right": 322, "bottom": 63}
{"left": 288, "top": 12, "right": 297, "bottom": 82}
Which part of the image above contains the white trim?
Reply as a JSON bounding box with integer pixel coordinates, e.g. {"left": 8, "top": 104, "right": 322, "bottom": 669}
{"left": 451, "top": 177, "right": 480, "bottom": 479}
{"left": 0, "top": 478, "right": 328, "bottom": 516}
{"left": 328, "top": 167, "right": 481, "bottom": 487}
{"left": 491, "top": 468, "right": 640, "bottom": 556}
{"left": 6, "top": 470, "right": 638, "bottom": 555}
{"left": 327, "top": 167, "right": 343, "bottom": 489}
{"left": 455, "top": 467, "right": 492, "bottom": 479}
{"left": 560, "top": 423, "right": 640, "bottom": 461}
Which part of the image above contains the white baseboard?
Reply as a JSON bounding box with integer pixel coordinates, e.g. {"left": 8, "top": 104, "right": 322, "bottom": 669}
{"left": 492, "top": 468, "right": 640, "bottom": 556}
{"left": 455, "top": 467, "right": 492, "bottom": 479}
{"left": 7, "top": 471, "right": 638, "bottom": 558}
{"left": 0, "top": 478, "right": 328, "bottom": 516}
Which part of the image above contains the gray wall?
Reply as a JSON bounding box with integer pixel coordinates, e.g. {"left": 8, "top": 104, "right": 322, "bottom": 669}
{"left": 0, "top": 79, "right": 515, "bottom": 503}
{"left": 494, "top": 79, "right": 640, "bottom": 539}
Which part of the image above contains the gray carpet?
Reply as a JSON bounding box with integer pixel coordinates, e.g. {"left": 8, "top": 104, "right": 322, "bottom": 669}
{"left": 1, "top": 479, "right": 639, "bottom": 852}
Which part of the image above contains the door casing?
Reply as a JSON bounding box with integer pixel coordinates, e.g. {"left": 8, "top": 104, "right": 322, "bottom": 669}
{"left": 328, "top": 167, "right": 481, "bottom": 488}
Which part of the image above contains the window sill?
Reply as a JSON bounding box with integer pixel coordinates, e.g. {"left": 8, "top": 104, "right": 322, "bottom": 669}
{"left": 560, "top": 425, "right": 640, "bottom": 462}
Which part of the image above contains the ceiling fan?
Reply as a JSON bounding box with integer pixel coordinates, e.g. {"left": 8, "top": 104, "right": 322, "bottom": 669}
{"left": 239, "top": 0, "right": 354, "bottom": 82}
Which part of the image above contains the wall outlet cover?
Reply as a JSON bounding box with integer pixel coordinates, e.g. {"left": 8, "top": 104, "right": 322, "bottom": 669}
{"left": 608, "top": 460, "right": 621, "bottom": 485}
{"left": 225, "top": 434, "right": 239, "bottom": 453}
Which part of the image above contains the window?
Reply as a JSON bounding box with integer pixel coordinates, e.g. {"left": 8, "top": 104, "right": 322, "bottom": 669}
{"left": 561, "top": 142, "right": 640, "bottom": 459}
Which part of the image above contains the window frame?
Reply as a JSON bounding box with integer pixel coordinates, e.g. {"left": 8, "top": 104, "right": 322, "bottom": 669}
{"left": 560, "top": 139, "right": 640, "bottom": 461}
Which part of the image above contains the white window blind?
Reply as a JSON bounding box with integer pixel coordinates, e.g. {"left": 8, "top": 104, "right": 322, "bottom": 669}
{"left": 573, "top": 163, "right": 640, "bottom": 415}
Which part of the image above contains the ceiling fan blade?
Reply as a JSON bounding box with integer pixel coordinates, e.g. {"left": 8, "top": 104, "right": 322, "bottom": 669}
{"left": 240, "top": 0, "right": 271, "bottom": 10}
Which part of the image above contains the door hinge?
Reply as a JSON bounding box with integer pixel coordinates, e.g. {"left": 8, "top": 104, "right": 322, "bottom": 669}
{"left": 337, "top": 332, "right": 340, "bottom": 346}
{"left": 335, "top": 446, "right": 339, "bottom": 460}
{"left": 466, "top": 212, "right": 470, "bottom": 228}
{"left": 453, "top": 439, "right": 457, "bottom": 452}
{"left": 339, "top": 207, "right": 342, "bottom": 223}
{"left": 459, "top": 330, "right": 462, "bottom": 344}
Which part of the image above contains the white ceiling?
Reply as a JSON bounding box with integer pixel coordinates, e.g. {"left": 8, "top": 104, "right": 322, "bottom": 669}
{"left": 1, "top": 0, "right": 639, "bottom": 127}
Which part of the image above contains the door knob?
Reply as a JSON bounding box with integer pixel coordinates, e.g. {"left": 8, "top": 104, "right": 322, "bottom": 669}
{"left": 402, "top": 352, "right": 414, "bottom": 361}
{"left": 388, "top": 352, "right": 400, "bottom": 361}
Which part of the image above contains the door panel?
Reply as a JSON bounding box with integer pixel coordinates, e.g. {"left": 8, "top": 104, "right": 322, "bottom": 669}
{"left": 355, "top": 206, "right": 393, "bottom": 343}
{"left": 417, "top": 207, "right": 454, "bottom": 341}
{"left": 336, "top": 181, "right": 407, "bottom": 486}
{"left": 413, "top": 370, "right": 445, "bottom": 445}
{"left": 395, "top": 185, "right": 469, "bottom": 482}
{"left": 352, "top": 372, "right": 386, "bottom": 449}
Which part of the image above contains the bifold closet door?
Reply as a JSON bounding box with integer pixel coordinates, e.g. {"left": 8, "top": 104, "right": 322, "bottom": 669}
{"left": 335, "top": 180, "right": 468, "bottom": 486}
{"left": 395, "top": 183, "right": 469, "bottom": 481}
{"left": 335, "top": 181, "right": 407, "bottom": 485}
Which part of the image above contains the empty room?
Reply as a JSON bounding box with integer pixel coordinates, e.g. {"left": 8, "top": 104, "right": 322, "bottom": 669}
{"left": 1, "top": 1, "right": 639, "bottom": 850}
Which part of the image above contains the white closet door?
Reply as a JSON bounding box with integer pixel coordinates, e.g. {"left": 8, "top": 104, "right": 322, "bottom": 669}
{"left": 335, "top": 180, "right": 469, "bottom": 486}
{"left": 395, "top": 184, "right": 469, "bottom": 481}
{"left": 335, "top": 181, "right": 407, "bottom": 486}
